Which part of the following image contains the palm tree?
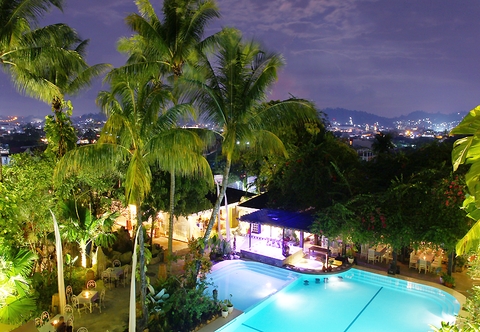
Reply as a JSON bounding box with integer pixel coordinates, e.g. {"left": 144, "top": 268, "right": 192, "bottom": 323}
{"left": 0, "top": 0, "right": 103, "bottom": 105}
{"left": 58, "top": 200, "right": 117, "bottom": 268}
{"left": 0, "top": 0, "right": 66, "bottom": 181}
{"left": 117, "top": 0, "right": 220, "bottom": 80}
{"left": 39, "top": 36, "right": 111, "bottom": 158}
{"left": 182, "top": 27, "right": 319, "bottom": 257}
{"left": 115, "top": 0, "right": 219, "bottom": 257}
{"left": 1, "top": 0, "right": 110, "bottom": 167}
{"left": 55, "top": 72, "right": 211, "bottom": 328}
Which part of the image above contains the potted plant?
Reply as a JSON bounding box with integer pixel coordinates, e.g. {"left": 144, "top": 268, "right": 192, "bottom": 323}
{"left": 221, "top": 303, "right": 229, "bottom": 318}
{"left": 224, "top": 294, "right": 234, "bottom": 313}
{"left": 346, "top": 247, "right": 356, "bottom": 264}
{"left": 441, "top": 272, "right": 455, "bottom": 288}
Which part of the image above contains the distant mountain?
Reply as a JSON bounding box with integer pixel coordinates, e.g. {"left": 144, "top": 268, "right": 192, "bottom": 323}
{"left": 323, "top": 107, "right": 467, "bottom": 128}
{"left": 12, "top": 109, "right": 467, "bottom": 130}
{"left": 323, "top": 108, "right": 387, "bottom": 125}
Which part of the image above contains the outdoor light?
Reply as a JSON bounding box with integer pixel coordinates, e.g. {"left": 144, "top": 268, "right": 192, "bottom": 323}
{"left": 129, "top": 204, "right": 137, "bottom": 223}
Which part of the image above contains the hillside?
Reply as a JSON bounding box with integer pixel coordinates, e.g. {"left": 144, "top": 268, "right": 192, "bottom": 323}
{"left": 323, "top": 107, "right": 467, "bottom": 127}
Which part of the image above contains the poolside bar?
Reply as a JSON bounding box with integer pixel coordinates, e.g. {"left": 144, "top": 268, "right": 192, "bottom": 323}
{"left": 238, "top": 208, "right": 320, "bottom": 268}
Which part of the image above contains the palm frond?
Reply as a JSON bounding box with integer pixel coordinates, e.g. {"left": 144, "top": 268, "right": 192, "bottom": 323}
{"left": 66, "top": 63, "right": 112, "bottom": 94}
{"left": 8, "top": 250, "right": 36, "bottom": 278}
{"left": 6, "top": 0, "right": 64, "bottom": 27}
{"left": 54, "top": 143, "right": 129, "bottom": 182}
{"left": 0, "top": 295, "right": 37, "bottom": 325}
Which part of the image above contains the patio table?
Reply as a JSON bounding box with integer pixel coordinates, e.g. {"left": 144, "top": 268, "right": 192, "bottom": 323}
{"left": 107, "top": 267, "right": 124, "bottom": 287}
{"left": 77, "top": 290, "right": 98, "bottom": 313}
{"left": 37, "top": 314, "right": 62, "bottom": 332}
{"left": 373, "top": 246, "right": 387, "bottom": 261}
{"left": 308, "top": 245, "right": 330, "bottom": 255}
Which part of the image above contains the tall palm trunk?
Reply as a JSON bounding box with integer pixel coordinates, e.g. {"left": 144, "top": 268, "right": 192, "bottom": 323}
{"left": 168, "top": 169, "right": 175, "bottom": 273}
{"left": 447, "top": 250, "right": 455, "bottom": 275}
{"left": 137, "top": 206, "right": 148, "bottom": 329}
{"left": 202, "top": 158, "right": 232, "bottom": 248}
{"left": 52, "top": 97, "right": 67, "bottom": 158}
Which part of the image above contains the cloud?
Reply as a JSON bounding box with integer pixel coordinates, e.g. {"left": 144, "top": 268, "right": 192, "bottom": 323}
{"left": 65, "top": 0, "right": 136, "bottom": 27}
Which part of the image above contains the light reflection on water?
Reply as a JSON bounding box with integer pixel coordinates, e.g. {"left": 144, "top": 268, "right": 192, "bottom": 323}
{"left": 208, "top": 260, "right": 460, "bottom": 332}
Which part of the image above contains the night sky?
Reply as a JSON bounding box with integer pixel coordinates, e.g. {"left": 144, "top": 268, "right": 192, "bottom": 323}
{"left": 1, "top": 0, "right": 480, "bottom": 118}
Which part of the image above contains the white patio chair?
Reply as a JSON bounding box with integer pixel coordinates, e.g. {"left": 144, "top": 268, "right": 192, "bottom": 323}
{"left": 86, "top": 279, "right": 96, "bottom": 290}
{"left": 367, "top": 249, "right": 378, "bottom": 264}
{"left": 429, "top": 256, "right": 442, "bottom": 273}
{"left": 99, "top": 288, "right": 106, "bottom": 312}
{"left": 418, "top": 259, "right": 428, "bottom": 274}
{"left": 41, "top": 311, "right": 50, "bottom": 322}
{"left": 34, "top": 317, "right": 42, "bottom": 327}
{"left": 94, "top": 288, "right": 106, "bottom": 313}
{"left": 66, "top": 285, "right": 73, "bottom": 304}
{"left": 409, "top": 251, "right": 418, "bottom": 269}
{"left": 67, "top": 317, "right": 74, "bottom": 331}
{"left": 71, "top": 295, "right": 87, "bottom": 316}
{"left": 101, "top": 270, "right": 112, "bottom": 289}
{"left": 64, "top": 304, "right": 74, "bottom": 322}
{"left": 359, "top": 244, "right": 368, "bottom": 260}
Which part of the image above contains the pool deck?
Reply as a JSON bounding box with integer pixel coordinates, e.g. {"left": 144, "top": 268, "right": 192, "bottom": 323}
{"left": 64, "top": 238, "right": 473, "bottom": 332}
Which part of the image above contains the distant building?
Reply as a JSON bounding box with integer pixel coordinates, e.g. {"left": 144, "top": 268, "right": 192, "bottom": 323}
{"left": 0, "top": 145, "right": 10, "bottom": 165}
{"left": 349, "top": 139, "right": 375, "bottom": 161}
{"left": 357, "top": 148, "right": 374, "bottom": 161}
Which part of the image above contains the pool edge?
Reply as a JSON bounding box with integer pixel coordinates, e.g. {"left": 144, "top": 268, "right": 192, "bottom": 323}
{"left": 353, "top": 265, "right": 467, "bottom": 310}
{"left": 201, "top": 261, "right": 467, "bottom": 332}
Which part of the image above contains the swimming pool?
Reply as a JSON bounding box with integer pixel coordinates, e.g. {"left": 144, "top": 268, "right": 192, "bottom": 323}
{"left": 208, "top": 260, "right": 460, "bottom": 332}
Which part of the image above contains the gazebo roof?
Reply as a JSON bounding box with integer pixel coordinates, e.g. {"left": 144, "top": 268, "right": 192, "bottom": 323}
{"left": 237, "top": 192, "right": 269, "bottom": 209}
{"left": 206, "top": 187, "right": 256, "bottom": 206}
{"left": 239, "top": 208, "right": 315, "bottom": 232}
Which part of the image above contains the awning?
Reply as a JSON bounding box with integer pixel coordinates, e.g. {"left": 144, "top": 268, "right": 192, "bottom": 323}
{"left": 239, "top": 208, "right": 315, "bottom": 232}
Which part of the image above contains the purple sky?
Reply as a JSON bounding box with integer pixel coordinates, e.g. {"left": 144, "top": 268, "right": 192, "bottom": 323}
{"left": 1, "top": 0, "right": 480, "bottom": 118}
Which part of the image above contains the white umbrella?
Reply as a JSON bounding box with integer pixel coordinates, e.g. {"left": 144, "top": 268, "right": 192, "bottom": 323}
{"left": 50, "top": 210, "right": 66, "bottom": 314}
{"left": 129, "top": 226, "right": 142, "bottom": 331}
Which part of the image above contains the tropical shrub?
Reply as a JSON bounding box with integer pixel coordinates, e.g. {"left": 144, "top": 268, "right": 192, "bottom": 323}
{"left": 0, "top": 250, "right": 37, "bottom": 325}
{"left": 147, "top": 238, "right": 217, "bottom": 331}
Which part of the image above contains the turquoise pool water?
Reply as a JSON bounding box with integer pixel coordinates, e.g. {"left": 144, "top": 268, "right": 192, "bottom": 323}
{"left": 208, "top": 260, "right": 460, "bottom": 332}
